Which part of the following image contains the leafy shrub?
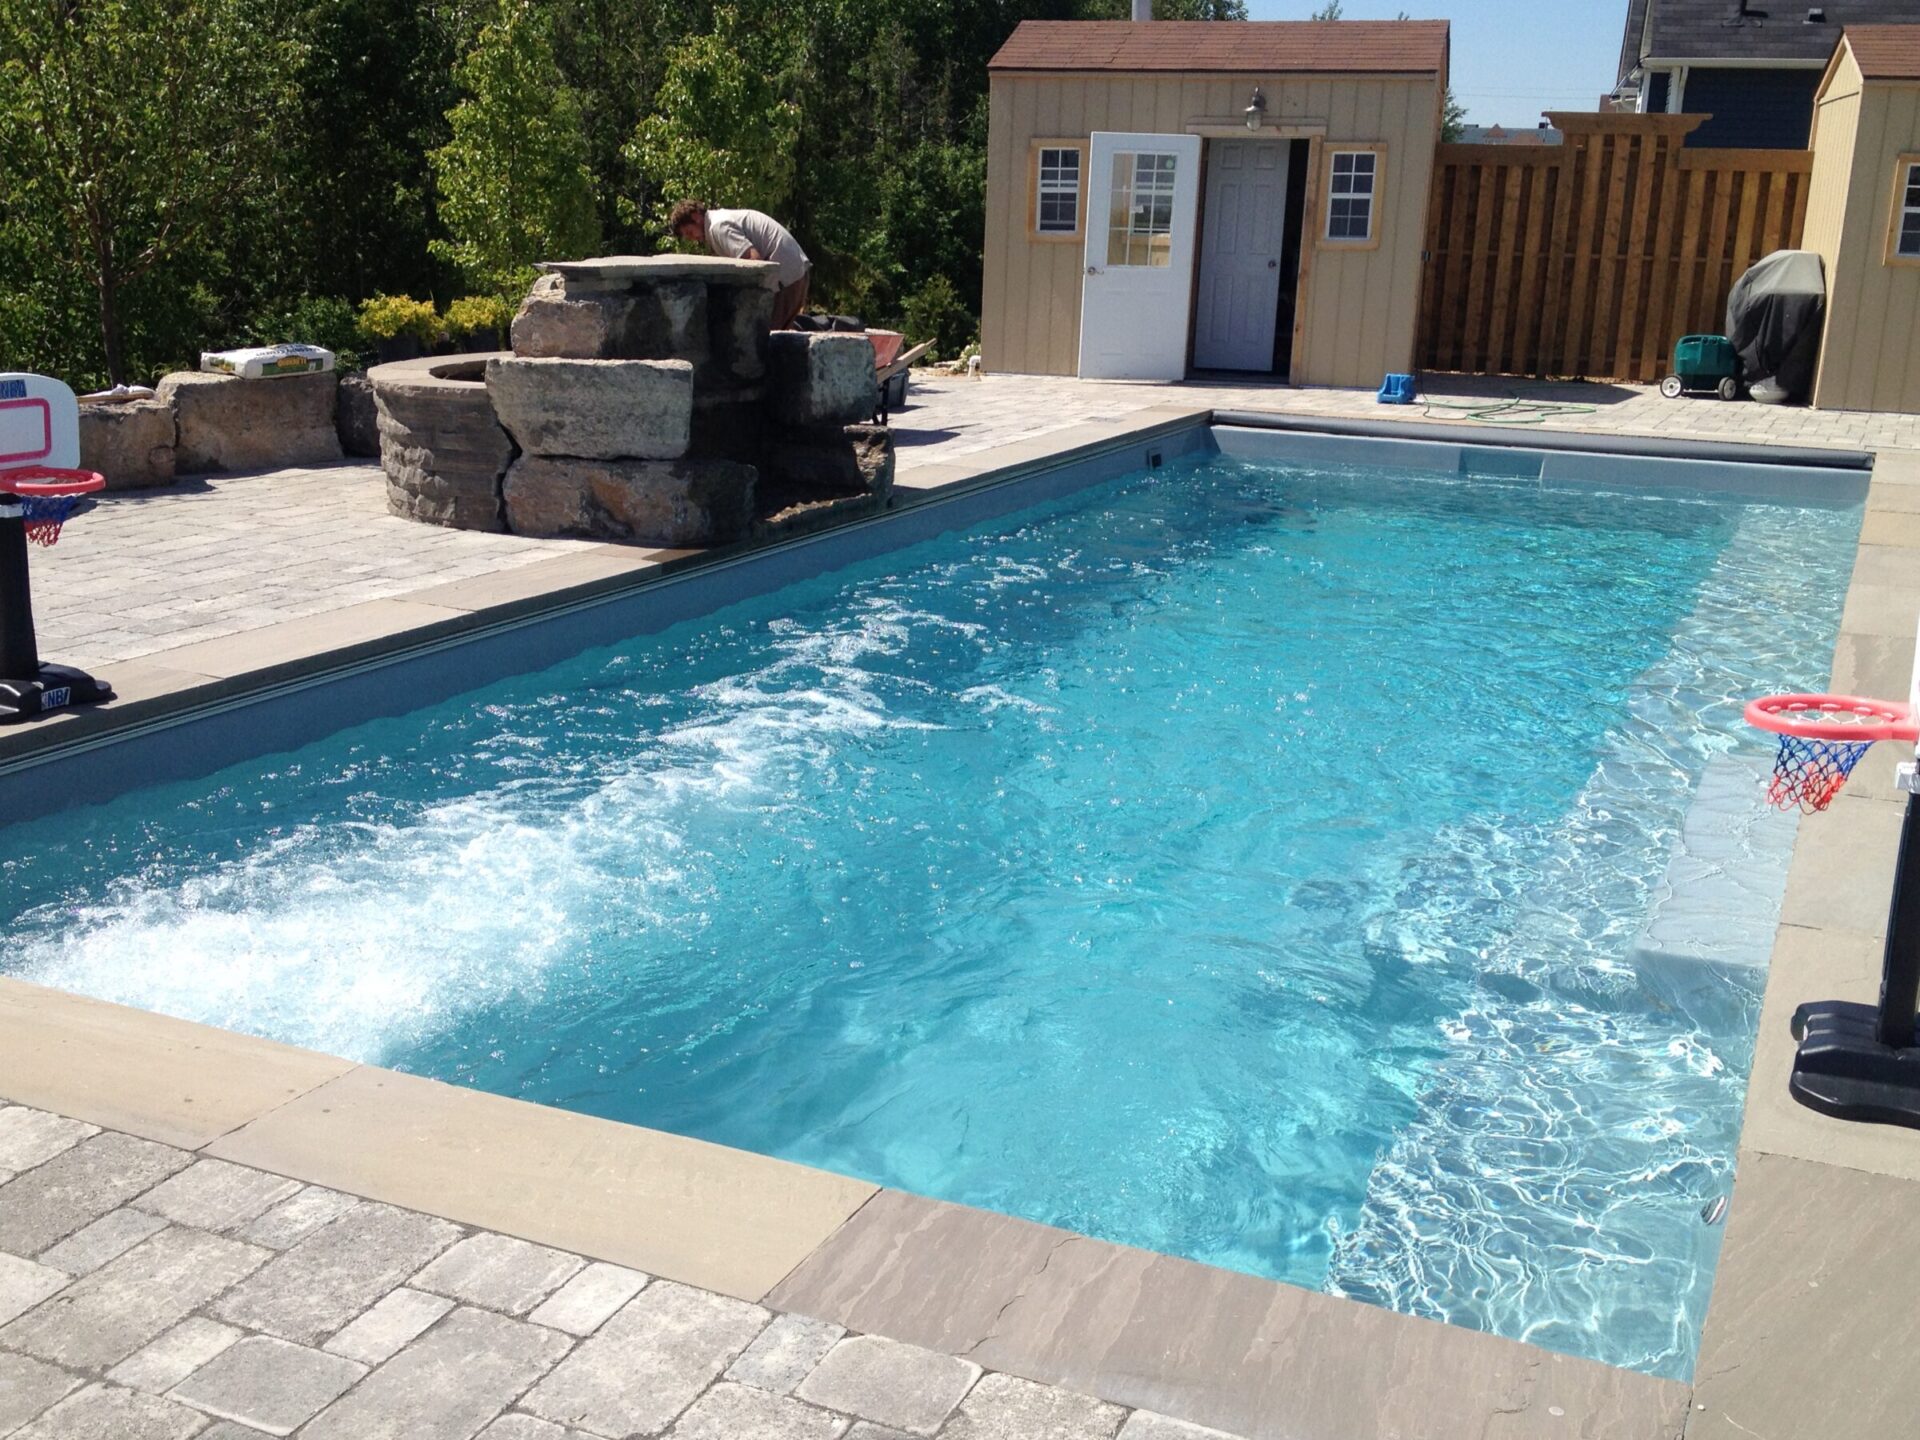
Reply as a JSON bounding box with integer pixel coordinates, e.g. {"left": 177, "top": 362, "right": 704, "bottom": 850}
{"left": 242, "top": 296, "right": 363, "bottom": 366}
{"left": 444, "top": 294, "right": 513, "bottom": 336}
{"left": 356, "top": 294, "right": 442, "bottom": 345}
{"left": 898, "top": 275, "right": 976, "bottom": 363}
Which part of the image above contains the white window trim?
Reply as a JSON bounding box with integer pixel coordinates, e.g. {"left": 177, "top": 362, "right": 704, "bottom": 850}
{"left": 1322, "top": 147, "right": 1382, "bottom": 248}
{"left": 1029, "top": 141, "right": 1085, "bottom": 241}
{"left": 1889, "top": 155, "right": 1920, "bottom": 266}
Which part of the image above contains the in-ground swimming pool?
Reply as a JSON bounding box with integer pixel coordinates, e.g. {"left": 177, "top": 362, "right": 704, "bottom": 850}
{"left": 0, "top": 442, "right": 1863, "bottom": 1378}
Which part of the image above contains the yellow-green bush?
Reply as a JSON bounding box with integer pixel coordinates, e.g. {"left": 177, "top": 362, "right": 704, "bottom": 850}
{"left": 356, "top": 294, "right": 442, "bottom": 345}
{"left": 445, "top": 295, "right": 513, "bottom": 336}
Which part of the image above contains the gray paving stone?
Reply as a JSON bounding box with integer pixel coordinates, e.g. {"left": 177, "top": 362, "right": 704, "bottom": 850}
{"left": 237, "top": 1186, "right": 359, "bottom": 1250}
{"left": 841, "top": 1427, "right": 915, "bottom": 1440}
{"left": 795, "top": 1336, "right": 980, "bottom": 1437}
{"left": 210, "top": 1200, "right": 458, "bottom": 1344}
{"left": 525, "top": 1260, "right": 648, "bottom": 1336}
{"left": 522, "top": 1281, "right": 769, "bottom": 1438}
{"left": 197, "top": 1426, "right": 275, "bottom": 1439}
{"left": 0, "top": 1108, "right": 97, "bottom": 1173}
{"left": 410, "top": 1231, "right": 584, "bottom": 1316}
{"left": 171, "top": 1335, "right": 366, "bottom": 1437}
{"left": 301, "top": 1306, "right": 572, "bottom": 1440}
{"left": 131, "top": 1160, "right": 301, "bottom": 1233}
{"left": 939, "top": 1374, "right": 1124, "bottom": 1440}
{"left": 1115, "top": 1414, "right": 1243, "bottom": 1440}
{"left": 725, "top": 1312, "right": 846, "bottom": 1394}
{"left": 36, "top": 1209, "right": 169, "bottom": 1276}
{"left": 0, "top": 1226, "right": 268, "bottom": 1369}
{"left": 0, "top": 1250, "right": 71, "bottom": 1326}
{"left": 0, "top": 1133, "right": 192, "bottom": 1257}
{"left": 11, "top": 1383, "right": 207, "bottom": 1440}
{"left": 667, "top": 1382, "right": 848, "bottom": 1439}
{"left": 0, "top": 1351, "right": 82, "bottom": 1435}
{"left": 106, "top": 1317, "right": 245, "bottom": 1395}
{"left": 477, "top": 1417, "right": 587, "bottom": 1440}
{"left": 322, "top": 1285, "right": 454, "bottom": 1365}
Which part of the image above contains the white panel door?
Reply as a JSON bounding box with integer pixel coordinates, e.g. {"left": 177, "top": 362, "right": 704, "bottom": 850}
{"left": 1077, "top": 132, "right": 1204, "bottom": 381}
{"left": 1193, "top": 140, "right": 1290, "bottom": 372}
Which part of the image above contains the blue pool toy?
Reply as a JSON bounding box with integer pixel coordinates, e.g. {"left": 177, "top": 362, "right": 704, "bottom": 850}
{"left": 1377, "top": 373, "right": 1417, "bottom": 405}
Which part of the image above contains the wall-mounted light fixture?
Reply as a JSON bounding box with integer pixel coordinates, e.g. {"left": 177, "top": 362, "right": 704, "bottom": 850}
{"left": 1244, "top": 87, "right": 1267, "bottom": 132}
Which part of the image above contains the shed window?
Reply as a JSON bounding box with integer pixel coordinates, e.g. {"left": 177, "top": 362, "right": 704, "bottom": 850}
{"left": 1036, "top": 146, "right": 1081, "bottom": 235}
{"left": 1899, "top": 160, "right": 1920, "bottom": 260}
{"left": 1325, "top": 150, "right": 1377, "bottom": 243}
{"left": 1107, "top": 151, "right": 1179, "bottom": 267}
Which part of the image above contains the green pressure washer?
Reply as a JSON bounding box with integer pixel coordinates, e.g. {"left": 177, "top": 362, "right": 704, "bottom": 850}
{"left": 1660, "top": 334, "right": 1740, "bottom": 401}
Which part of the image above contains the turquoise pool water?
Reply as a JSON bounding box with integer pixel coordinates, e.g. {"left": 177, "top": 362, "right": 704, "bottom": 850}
{"left": 0, "top": 453, "right": 1861, "bottom": 1377}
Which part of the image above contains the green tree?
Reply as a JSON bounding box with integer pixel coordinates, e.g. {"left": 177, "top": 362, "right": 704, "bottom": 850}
{"left": 430, "top": 0, "right": 600, "bottom": 296}
{"left": 0, "top": 0, "right": 303, "bottom": 382}
{"left": 621, "top": 8, "right": 802, "bottom": 241}
{"left": 1441, "top": 88, "right": 1467, "bottom": 142}
{"left": 1309, "top": 1, "right": 1343, "bottom": 17}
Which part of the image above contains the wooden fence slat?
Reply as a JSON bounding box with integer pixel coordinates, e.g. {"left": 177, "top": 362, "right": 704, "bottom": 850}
{"left": 1485, "top": 163, "right": 1526, "bottom": 375}
{"left": 1413, "top": 116, "right": 1809, "bottom": 382}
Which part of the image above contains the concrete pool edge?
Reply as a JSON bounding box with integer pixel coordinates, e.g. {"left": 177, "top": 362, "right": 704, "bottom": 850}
{"left": 1, "top": 412, "right": 1915, "bottom": 1437}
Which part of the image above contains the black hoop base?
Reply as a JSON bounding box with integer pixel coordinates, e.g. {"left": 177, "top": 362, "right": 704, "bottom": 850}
{"left": 0, "top": 662, "right": 113, "bottom": 725}
{"left": 1785, "top": 793, "right": 1920, "bottom": 1128}
{"left": 1790, "top": 1000, "right": 1920, "bottom": 1129}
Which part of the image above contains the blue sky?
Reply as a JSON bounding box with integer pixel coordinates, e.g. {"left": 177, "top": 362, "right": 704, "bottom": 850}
{"left": 1245, "top": 1, "right": 1628, "bottom": 127}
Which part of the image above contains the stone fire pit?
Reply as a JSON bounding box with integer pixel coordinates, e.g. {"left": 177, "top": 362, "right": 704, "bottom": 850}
{"left": 367, "top": 257, "right": 894, "bottom": 547}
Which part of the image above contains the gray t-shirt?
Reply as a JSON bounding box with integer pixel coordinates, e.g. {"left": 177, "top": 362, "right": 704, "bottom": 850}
{"left": 704, "top": 208, "right": 810, "bottom": 288}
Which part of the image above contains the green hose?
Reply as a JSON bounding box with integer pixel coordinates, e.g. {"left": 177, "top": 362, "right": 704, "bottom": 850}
{"left": 1417, "top": 396, "right": 1601, "bottom": 426}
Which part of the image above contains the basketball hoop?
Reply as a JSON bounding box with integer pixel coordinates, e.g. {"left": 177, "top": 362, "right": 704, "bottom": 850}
{"left": 0, "top": 466, "right": 104, "bottom": 547}
{"left": 1745, "top": 693, "right": 1919, "bottom": 812}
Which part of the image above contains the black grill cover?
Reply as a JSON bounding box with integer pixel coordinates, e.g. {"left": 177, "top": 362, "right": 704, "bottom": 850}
{"left": 1726, "top": 250, "right": 1826, "bottom": 402}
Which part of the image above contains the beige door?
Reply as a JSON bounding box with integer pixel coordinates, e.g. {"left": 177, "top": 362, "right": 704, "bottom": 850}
{"left": 1193, "top": 140, "right": 1290, "bottom": 372}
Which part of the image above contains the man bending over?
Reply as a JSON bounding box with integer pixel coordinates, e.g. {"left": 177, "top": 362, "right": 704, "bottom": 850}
{"left": 670, "top": 201, "right": 811, "bottom": 328}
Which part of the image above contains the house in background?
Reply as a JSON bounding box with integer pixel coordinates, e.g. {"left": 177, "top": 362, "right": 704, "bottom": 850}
{"left": 1803, "top": 24, "right": 1920, "bottom": 411}
{"left": 980, "top": 19, "right": 1448, "bottom": 387}
{"left": 1455, "top": 123, "right": 1562, "bottom": 144}
{"left": 1613, "top": 0, "right": 1920, "bottom": 148}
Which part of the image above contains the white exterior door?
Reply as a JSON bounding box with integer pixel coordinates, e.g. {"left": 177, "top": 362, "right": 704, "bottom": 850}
{"left": 1077, "top": 132, "right": 1203, "bottom": 381}
{"left": 1193, "top": 140, "right": 1290, "bottom": 372}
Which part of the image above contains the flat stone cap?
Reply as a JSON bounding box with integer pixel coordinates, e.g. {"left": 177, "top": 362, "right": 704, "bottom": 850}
{"left": 536, "top": 255, "right": 782, "bottom": 289}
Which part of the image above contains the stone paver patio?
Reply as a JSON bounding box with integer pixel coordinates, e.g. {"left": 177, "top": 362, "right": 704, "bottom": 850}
{"left": 0, "top": 1102, "right": 1240, "bottom": 1440}
{"left": 28, "top": 370, "right": 1920, "bottom": 672}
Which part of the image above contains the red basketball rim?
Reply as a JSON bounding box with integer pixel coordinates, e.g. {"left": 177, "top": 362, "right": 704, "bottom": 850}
{"left": 0, "top": 465, "right": 105, "bottom": 497}
{"left": 1745, "top": 693, "right": 1919, "bottom": 743}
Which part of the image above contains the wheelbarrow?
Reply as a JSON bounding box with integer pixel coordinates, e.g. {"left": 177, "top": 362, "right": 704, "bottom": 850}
{"left": 867, "top": 331, "right": 934, "bottom": 424}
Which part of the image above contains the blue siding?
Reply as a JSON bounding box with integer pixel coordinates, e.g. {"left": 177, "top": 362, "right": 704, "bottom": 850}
{"left": 1682, "top": 68, "right": 1821, "bottom": 149}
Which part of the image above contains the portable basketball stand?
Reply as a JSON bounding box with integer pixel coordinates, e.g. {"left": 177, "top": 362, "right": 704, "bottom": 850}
{"left": 0, "top": 372, "right": 113, "bottom": 723}
{"left": 1747, "top": 630, "right": 1920, "bottom": 1128}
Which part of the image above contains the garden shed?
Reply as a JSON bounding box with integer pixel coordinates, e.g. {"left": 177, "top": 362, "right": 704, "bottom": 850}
{"left": 980, "top": 18, "right": 1449, "bottom": 387}
{"left": 1805, "top": 24, "right": 1920, "bottom": 413}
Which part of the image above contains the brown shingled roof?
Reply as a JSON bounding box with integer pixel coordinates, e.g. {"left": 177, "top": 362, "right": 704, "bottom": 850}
{"left": 988, "top": 20, "right": 1449, "bottom": 76}
{"left": 1847, "top": 24, "right": 1920, "bottom": 80}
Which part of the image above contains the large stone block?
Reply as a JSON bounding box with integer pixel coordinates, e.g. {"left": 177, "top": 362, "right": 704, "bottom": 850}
{"left": 629, "top": 279, "right": 709, "bottom": 369}
{"left": 503, "top": 454, "right": 755, "bottom": 546}
{"left": 77, "top": 399, "right": 175, "bottom": 490}
{"left": 763, "top": 423, "right": 894, "bottom": 500}
{"left": 335, "top": 372, "right": 380, "bottom": 457}
{"left": 708, "top": 284, "right": 774, "bottom": 385}
{"left": 486, "top": 357, "right": 692, "bottom": 461}
{"left": 510, "top": 274, "right": 640, "bottom": 360}
{"left": 537, "top": 255, "right": 781, "bottom": 290}
{"left": 157, "top": 371, "right": 342, "bottom": 473}
{"left": 370, "top": 357, "right": 514, "bottom": 533}
{"left": 767, "top": 333, "right": 876, "bottom": 427}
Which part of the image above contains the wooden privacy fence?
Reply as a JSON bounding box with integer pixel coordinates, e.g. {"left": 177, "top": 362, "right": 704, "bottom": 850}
{"left": 1415, "top": 112, "right": 1814, "bottom": 384}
